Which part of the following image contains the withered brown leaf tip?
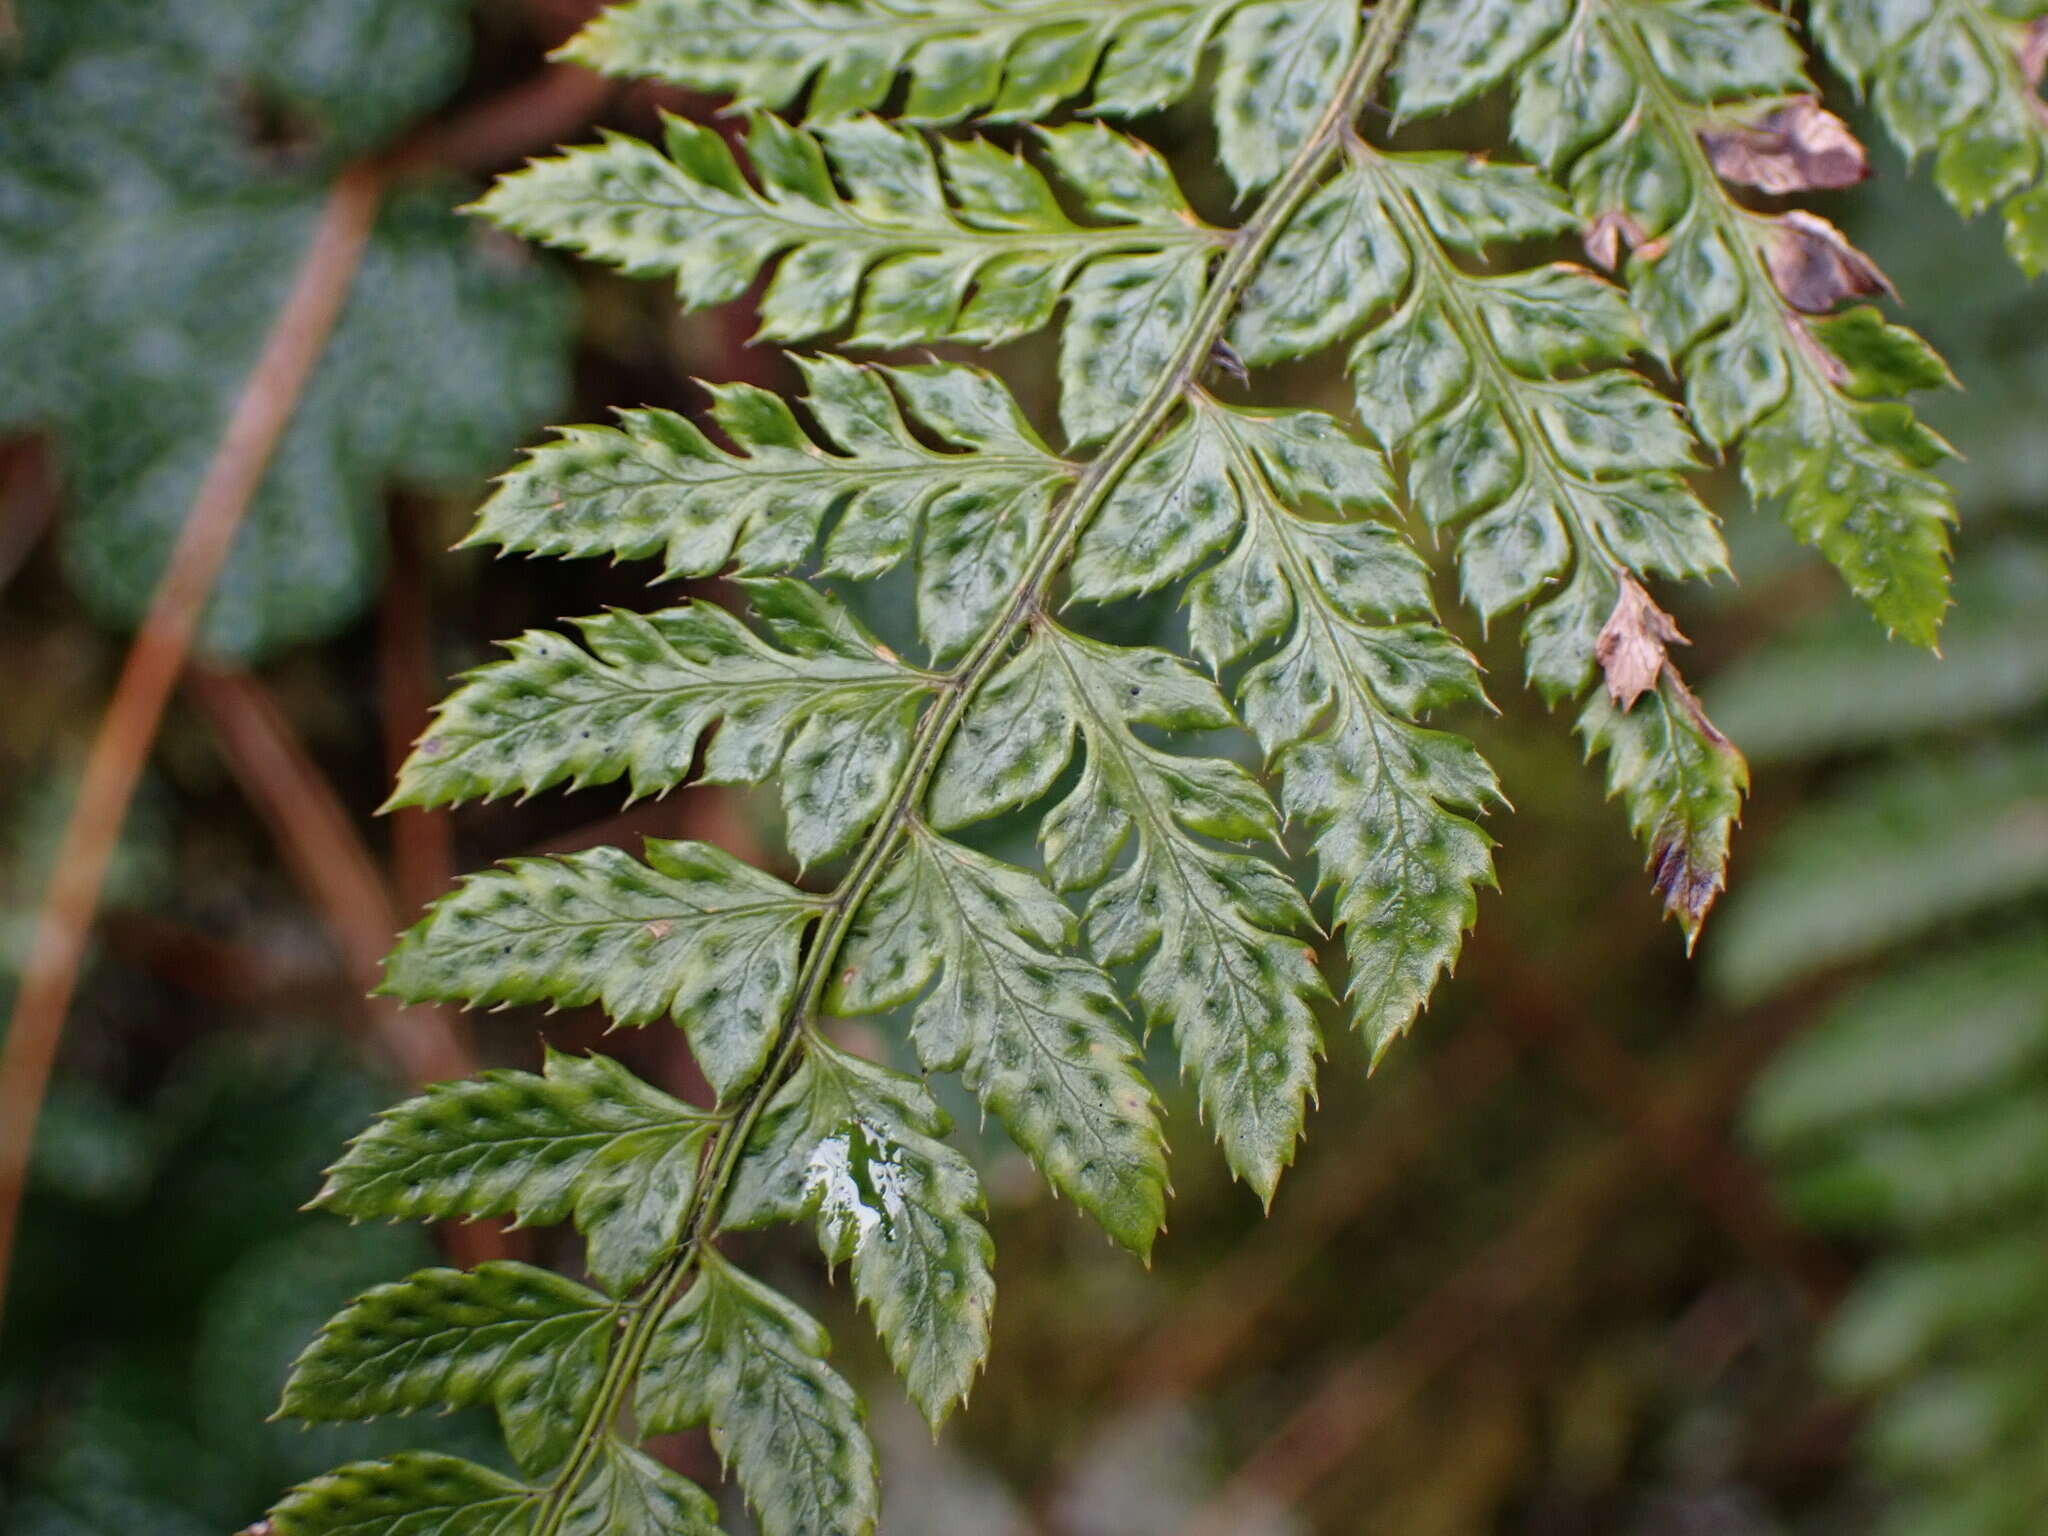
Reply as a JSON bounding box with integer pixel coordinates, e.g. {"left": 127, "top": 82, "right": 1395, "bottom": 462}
{"left": 1595, "top": 577, "right": 1689, "bottom": 709}
{"left": 1762, "top": 210, "right": 1893, "bottom": 314}
{"left": 1699, "top": 97, "right": 1869, "bottom": 196}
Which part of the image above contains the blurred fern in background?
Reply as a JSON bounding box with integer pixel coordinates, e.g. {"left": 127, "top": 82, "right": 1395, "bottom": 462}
{"left": 1721, "top": 132, "right": 2048, "bottom": 1534}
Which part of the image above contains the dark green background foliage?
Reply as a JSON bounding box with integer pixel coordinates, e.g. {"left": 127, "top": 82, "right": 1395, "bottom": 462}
{"left": 0, "top": 0, "right": 575, "bottom": 658}
{"left": 5, "top": 0, "right": 2048, "bottom": 1533}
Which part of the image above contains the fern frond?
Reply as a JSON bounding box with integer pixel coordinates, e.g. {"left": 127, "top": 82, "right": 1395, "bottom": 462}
{"left": 1396, "top": 0, "right": 1961, "bottom": 649}
{"left": 723, "top": 1039, "right": 996, "bottom": 1427}
{"left": 1073, "top": 396, "right": 1500, "bottom": 1057}
{"left": 381, "top": 842, "right": 824, "bottom": 1098}
{"left": 262, "top": 0, "right": 1981, "bottom": 1528}
{"left": 636, "top": 1248, "right": 880, "bottom": 1536}
{"left": 1813, "top": 0, "right": 2048, "bottom": 277}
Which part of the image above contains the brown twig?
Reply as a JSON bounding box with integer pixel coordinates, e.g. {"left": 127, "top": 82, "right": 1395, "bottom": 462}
{"left": 0, "top": 436, "right": 56, "bottom": 595}
{"left": 378, "top": 500, "right": 459, "bottom": 919}
{"left": 395, "top": 63, "right": 616, "bottom": 177}
{"left": 186, "top": 668, "right": 477, "bottom": 1087}
{"left": 188, "top": 668, "right": 512, "bottom": 1268}
{"left": 0, "top": 166, "right": 384, "bottom": 1328}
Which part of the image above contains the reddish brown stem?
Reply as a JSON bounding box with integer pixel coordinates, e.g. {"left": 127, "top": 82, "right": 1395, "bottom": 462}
{"left": 0, "top": 436, "right": 56, "bottom": 594}
{"left": 0, "top": 166, "right": 384, "bottom": 1328}
{"left": 378, "top": 500, "right": 458, "bottom": 919}
{"left": 395, "top": 63, "right": 616, "bottom": 177}
{"left": 187, "top": 668, "right": 478, "bottom": 1086}
{"left": 188, "top": 668, "right": 511, "bottom": 1268}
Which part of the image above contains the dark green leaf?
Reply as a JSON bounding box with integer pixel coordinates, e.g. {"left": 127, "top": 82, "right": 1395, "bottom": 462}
{"left": 724, "top": 1040, "right": 995, "bottom": 1426}
{"left": 268, "top": 1454, "right": 535, "bottom": 1536}
{"left": 381, "top": 842, "right": 821, "bottom": 1101}
{"left": 637, "top": 1251, "right": 879, "bottom": 1536}
{"left": 832, "top": 825, "right": 1169, "bottom": 1255}
{"left": 315, "top": 1051, "right": 710, "bottom": 1296}
{"left": 281, "top": 1265, "right": 615, "bottom": 1476}
{"left": 393, "top": 587, "right": 935, "bottom": 864}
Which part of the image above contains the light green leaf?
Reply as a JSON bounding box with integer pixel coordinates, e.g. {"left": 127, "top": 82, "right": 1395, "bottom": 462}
{"left": 561, "top": 0, "right": 1245, "bottom": 122}
{"left": 1743, "top": 391, "right": 1954, "bottom": 648}
{"left": 1230, "top": 167, "right": 1412, "bottom": 365}
{"left": 473, "top": 113, "right": 1216, "bottom": 350}
{"left": 1815, "top": 0, "right": 2048, "bottom": 272}
{"left": 281, "top": 1264, "right": 615, "bottom": 1476}
{"left": 1184, "top": 403, "right": 1499, "bottom": 1058}
{"left": 832, "top": 825, "right": 1169, "bottom": 1255}
{"left": 466, "top": 356, "right": 1071, "bottom": 581}
{"left": 1485, "top": 0, "right": 1960, "bottom": 647}
{"left": 1059, "top": 249, "right": 1211, "bottom": 445}
{"left": 1214, "top": 0, "right": 1359, "bottom": 192}
{"left": 393, "top": 587, "right": 935, "bottom": 864}
{"left": 637, "top": 1250, "right": 879, "bottom": 1536}
{"left": 724, "top": 1039, "right": 995, "bottom": 1426}
{"left": 268, "top": 1454, "right": 536, "bottom": 1536}
{"left": 936, "top": 622, "right": 1323, "bottom": 1196}
{"left": 381, "top": 841, "right": 821, "bottom": 1101}
{"left": 314, "top": 1051, "right": 711, "bottom": 1296}
{"left": 561, "top": 1440, "right": 723, "bottom": 1536}
{"left": 1393, "top": 0, "right": 1570, "bottom": 116}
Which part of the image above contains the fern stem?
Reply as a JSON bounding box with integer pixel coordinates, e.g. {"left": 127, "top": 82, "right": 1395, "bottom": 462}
{"left": 531, "top": 1, "right": 1419, "bottom": 1515}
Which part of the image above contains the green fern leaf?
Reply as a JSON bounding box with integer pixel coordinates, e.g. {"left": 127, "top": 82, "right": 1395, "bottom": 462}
{"left": 1578, "top": 679, "right": 1749, "bottom": 947}
{"left": 313, "top": 1051, "right": 711, "bottom": 1296}
{"left": 831, "top": 824, "right": 1170, "bottom": 1255}
{"left": 1398, "top": 0, "right": 1960, "bottom": 647}
{"left": 392, "top": 585, "right": 938, "bottom": 862}
{"left": 562, "top": 0, "right": 1247, "bottom": 121}
{"left": 381, "top": 842, "right": 823, "bottom": 1100}
{"left": 473, "top": 114, "right": 1219, "bottom": 366}
{"left": 560, "top": 1442, "right": 722, "bottom": 1536}
{"left": 1062, "top": 397, "right": 1497, "bottom": 1058}
{"left": 463, "top": 355, "right": 1072, "bottom": 587}
{"left": 1215, "top": 0, "right": 1361, "bottom": 191}
{"left": 270, "top": 1454, "right": 537, "bottom": 1536}
{"left": 267, "top": 0, "right": 2014, "bottom": 1523}
{"left": 1814, "top": 0, "right": 2048, "bottom": 275}
{"left": 1237, "top": 134, "right": 1740, "bottom": 933}
{"left": 637, "top": 1250, "right": 879, "bottom": 1536}
{"left": 281, "top": 1265, "right": 616, "bottom": 1476}
{"left": 1181, "top": 402, "right": 1500, "bottom": 1055}
{"left": 725, "top": 1038, "right": 995, "bottom": 1427}
{"left": 931, "top": 621, "right": 1323, "bottom": 1197}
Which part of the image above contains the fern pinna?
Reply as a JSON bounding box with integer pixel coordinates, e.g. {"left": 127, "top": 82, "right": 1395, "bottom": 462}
{"left": 267, "top": 1, "right": 1971, "bottom": 1531}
